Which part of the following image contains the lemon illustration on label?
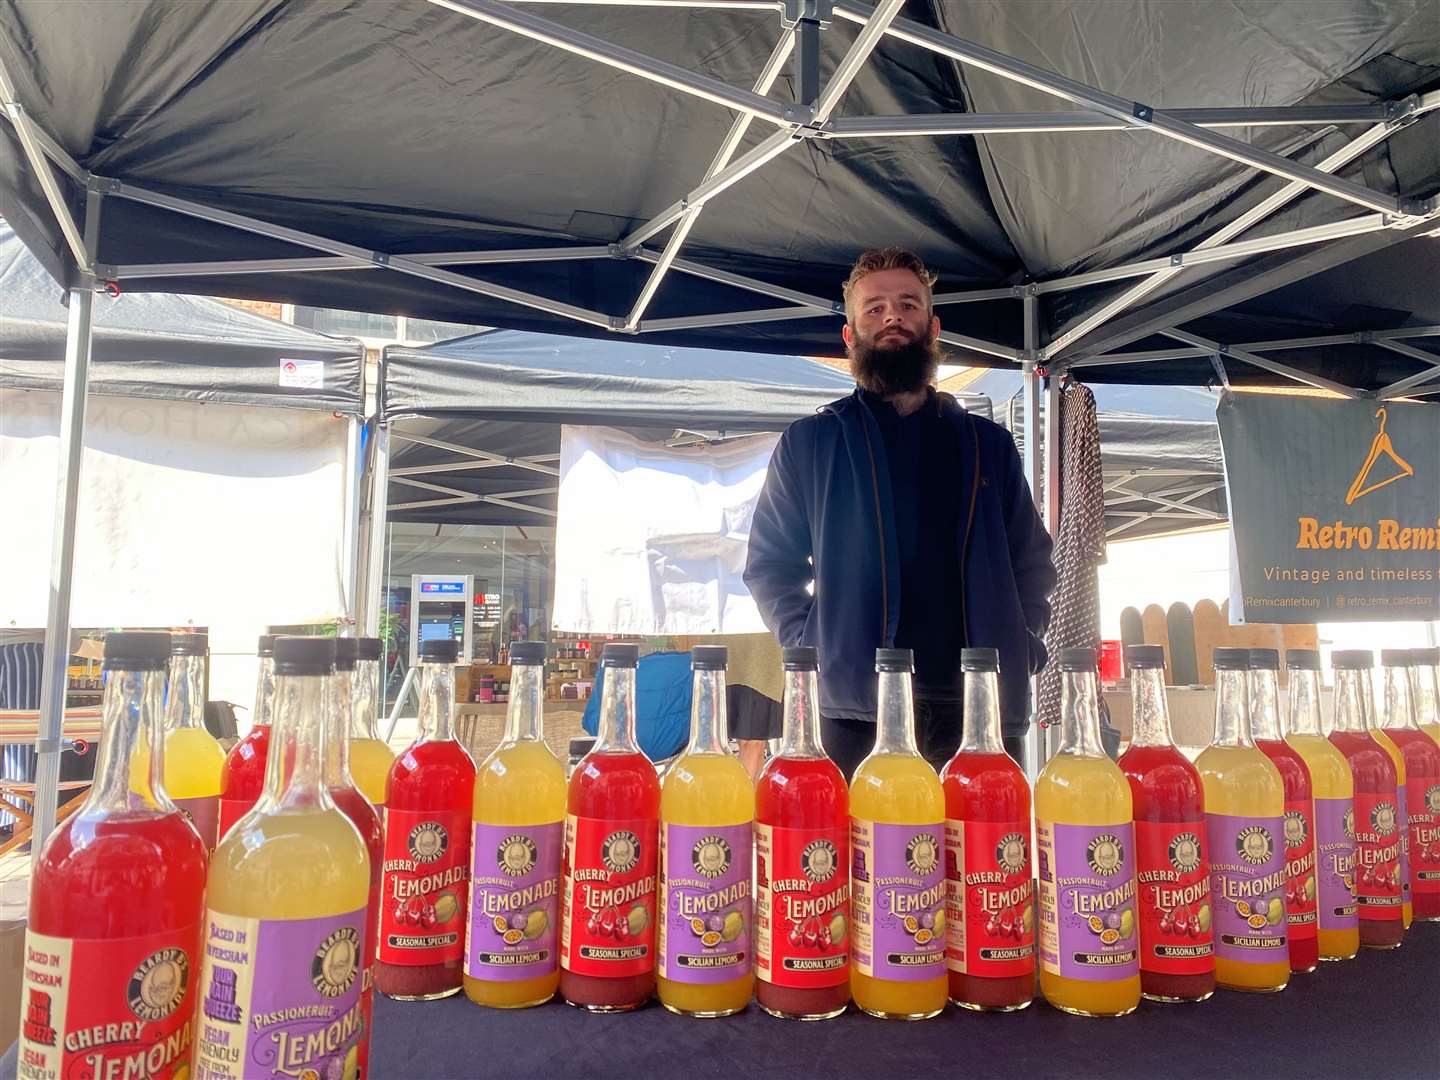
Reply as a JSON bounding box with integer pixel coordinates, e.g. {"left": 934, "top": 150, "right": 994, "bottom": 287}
{"left": 721, "top": 910, "right": 744, "bottom": 943}
{"left": 932, "top": 907, "right": 947, "bottom": 938}
{"left": 434, "top": 890, "right": 459, "bottom": 924}
{"left": 829, "top": 912, "right": 848, "bottom": 946}
{"left": 1303, "top": 876, "right": 1316, "bottom": 903}
{"left": 524, "top": 908, "right": 548, "bottom": 940}
{"left": 1021, "top": 905, "right": 1033, "bottom": 934}
{"left": 627, "top": 903, "right": 649, "bottom": 937}
{"left": 344, "top": 1045, "right": 359, "bottom": 1080}
{"left": 1118, "top": 908, "right": 1134, "bottom": 939}
{"left": 1196, "top": 903, "right": 1211, "bottom": 933}
{"left": 1266, "top": 897, "right": 1284, "bottom": 926}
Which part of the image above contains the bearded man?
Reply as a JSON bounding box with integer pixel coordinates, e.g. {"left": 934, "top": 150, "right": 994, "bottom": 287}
{"left": 744, "top": 248, "right": 1056, "bottom": 777}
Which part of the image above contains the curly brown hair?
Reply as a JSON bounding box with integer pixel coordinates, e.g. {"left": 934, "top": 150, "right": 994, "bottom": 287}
{"left": 841, "top": 247, "right": 938, "bottom": 323}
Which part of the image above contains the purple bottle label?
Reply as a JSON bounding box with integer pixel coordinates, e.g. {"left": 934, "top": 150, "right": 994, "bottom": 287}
{"left": 1314, "top": 797, "right": 1358, "bottom": 930}
{"left": 1037, "top": 821, "right": 1139, "bottom": 982}
{"left": 1396, "top": 783, "right": 1412, "bottom": 902}
{"left": 465, "top": 821, "right": 562, "bottom": 981}
{"left": 850, "top": 819, "right": 946, "bottom": 981}
{"left": 658, "top": 822, "right": 753, "bottom": 983}
{"left": 196, "top": 907, "right": 365, "bottom": 1080}
{"left": 1206, "top": 812, "right": 1289, "bottom": 963}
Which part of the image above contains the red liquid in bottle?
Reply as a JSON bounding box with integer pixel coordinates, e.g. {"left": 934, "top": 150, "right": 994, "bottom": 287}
{"left": 1329, "top": 731, "right": 1404, "bottom": 948}
{"left": 1256, "top": 739, "right": 1320, "bottom": 973}
{"left": 941, "top": 750, "right": 1036, "bottom": 1011}
{"left": 559, "top": 749, "right": 661, "bottom": 1010}
{"left": 374, "top": 736, "right": 477, "bottom": 999}
{"left": 755, "top": 755, "right": 850, "bottom": 1018}
{"left": 218, "top": 724, "right": 269, "bottom": 839}
{"left": 1381, "top": 728, "right": 1440, "bottom": 921}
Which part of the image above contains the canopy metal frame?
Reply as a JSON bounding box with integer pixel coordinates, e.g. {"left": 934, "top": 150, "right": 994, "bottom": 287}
{"left": 4, "top": 0, "right": 1440, "bottom": 848}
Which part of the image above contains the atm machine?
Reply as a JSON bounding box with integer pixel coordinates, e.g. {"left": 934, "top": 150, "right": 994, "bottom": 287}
{"left": 409, "top": 573, "right": 474, "bottom": 666}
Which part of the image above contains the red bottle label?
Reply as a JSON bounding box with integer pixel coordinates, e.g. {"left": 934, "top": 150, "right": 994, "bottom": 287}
{"left": 944, "top": 818, "right": 1034, "bottom": 977}
{"left": 1352, "top": 791, "right": 1403, "bottom": 920}
{"left": 1133, "top": 821, "right": 1214, "bottom": 975}
{"left": 1408, "top": 775, "right": 1440, "bottom": 897}
{"left": 378, "top": 808, "right": 471, "bottom": 965}
{"left": 560, "top": 814, "right": 658, "bottom": 978}
{"left": 1282, "top": 799, "right": 1318, "bottom": 941}
{"left": 20, "top": 924, "right": 201, "bottom": 1080}
{"left": 754, "top": 823, "right": 850, "bottom": 988}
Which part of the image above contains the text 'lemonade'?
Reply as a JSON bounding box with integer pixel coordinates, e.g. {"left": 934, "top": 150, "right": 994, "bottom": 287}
{"left": 1250, "top": 650, "right": 1319, "bottom": 975}
{"left": 197, "top": 637, "right": 370, "bottom": 1080}
{"left": 1284, "top": 650, "right": 1359, "bottom": 961}
{"left": 560, "top": 644, "right": 661, "bottom": 1011}
{"left": 349, "top": 637, "right": 395, "bottom": 809}
{"left": 1380, "top": 650, "right": 1440, "bottom": 922}
{"left": 217, "top": 635, "right": 276, "bottom": 840}
{"left": 1117, "top": 645, "right": 1215, "bottom": 1003}
{"left": 755, "top": 646, "right": 851, "bottom": 1020}
{"left": 159, "top": 631, "right": 225, "bottom": 850}
{"left": 465, "top": 641, "right": 566, "bottom": 1008}
{"left": 21, "top": 633, "right": 207, "bottom": 1080}
{"left": 658, "top": 647, "right": 755, "bottom": 1017}
{"left": 940, "top": 648, "right": 1035, "bottom": 1012}
{"left": 1197, "top": 648, "right": 1290, "bottom": 993}
{"left": 850, "top": 649, "right": 947, "bottom": 1021}
{"left": 376, "top": 638, "right": 477, "bottom": 1001}
{"left": 328, "top": 639, "right": 383, "bottom": 1075}
{"left": 1037, "top": 648, "right": 1141, "bottom": 1018}
{"left": 1329, "top": 651, "right": 1405, "bottom": 950}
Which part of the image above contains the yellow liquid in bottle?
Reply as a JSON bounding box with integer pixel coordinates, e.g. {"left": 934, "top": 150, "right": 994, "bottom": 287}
{"left": 1370, "top": 729, "right": 1413, "bottom": 929}
{"left": 1285, "top": 734, "right": 1360, "bottom": 961}
{"left": 1035, "top": 753, "right": 1142, "bottom": 1017}
{"left": 350, "top": 737, "right": 396, "bottom": 807}
{"left": 658, "top": 751, "right": 755, "bottom": 1016}
{"left": 465, "top": 738, "right": 567, "bottom": 1008}
{"left": 129, "top": 727, "right": 225, "bottom": 799}
{"left": 1422, "top": 722, "right": 1440, "bottom": 750}
{"left": 849, "top": 753, "right": 947, "bottom": 1020}
{"left": 1195, "top": 745, "right": 1290, "bottom": 992}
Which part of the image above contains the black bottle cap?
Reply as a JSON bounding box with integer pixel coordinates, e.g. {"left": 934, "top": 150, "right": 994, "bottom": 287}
{"left": 257, "top": 634, "right": 276, "bottom": 657}
{"left": 169, "top": 631, "right": 207, "bottom": 657}
{"left": 1058, "top": 647, "right": 1096, "bottom": 672}
{"left": 1212, "top": 647, "right": 1250, "bottom": 671}
{"left": 960, "top": 647, "right": 998, "bottom": 672}
{"left": 274, "top": 636, "right": 336, "bottom": 676}
{"left": 691, "top": 645, "right": 728, "bottom": 671}
{"left": 333, "top": 638, "right": 359, "bottom": 672}
{"left": 1249, "top": 648, "right": 1280, "bottom": 671}
{"left": 602, "top": 643, "right": 638, "bottom": 668}
{"left": 1125, "top": 645, "right": 1164, "bottom": 669}
{"left": 782, "top": 646, "right": 818, "bottom": 671}
{"left": 102, "top": 631, "right": 171, "bottom": 671}
{"left": 509, "top": 641, "right": 547, "bottom": 666}
{"left": 875, "top": 648, "right": 914, "bottom": 673}
{"left": 357, "top": 637, "right": 383, "bottom": 661}
{"left": 419, "top": 638, "right": 461, "bottom": 664}
{"left": 1285, "top": 650, "right": 1321, "bottom": 672}
{"left": 1332, "top": 649, "right": 1374, "bottom": 670}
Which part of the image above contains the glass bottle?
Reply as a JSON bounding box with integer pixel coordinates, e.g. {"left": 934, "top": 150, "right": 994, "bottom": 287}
{"left": 1037, "top": 648, "right": 1141, "bottom": 1017}
{"left": 218, "top": 634, "right": 276, "bottom": 839}
{"left": 21, "top": 632, "right": 207, "bottom": 1080}
{"left": 161, "top": 631, "right": 225, "bottom": 850}
{"left": 349, "top": 636, "right": 395, "bottom": 808}
{"left": 1411, "top": 647, "right": 1440, "bottom": 748}
{"left": 1117, "top": 644, "right": 1215, "bottom": 1002}
{"left": 1379, "top": 649, "right": 1440, "bottom": 922}
{"left": 755, "top": 646, "right": 850, "bottom": 1020}
{"left": 1363, "top": 653, "right": 1414, "bottom": 929}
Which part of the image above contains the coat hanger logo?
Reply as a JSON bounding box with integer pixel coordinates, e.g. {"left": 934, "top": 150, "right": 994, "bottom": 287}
{"left": 1344, "top": 406, "right": 1414, "bottom": 506}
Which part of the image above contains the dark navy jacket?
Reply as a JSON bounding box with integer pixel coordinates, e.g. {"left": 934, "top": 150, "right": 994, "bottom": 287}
{"left": 744, "top": 388, "right": 1057, "bottom": 735}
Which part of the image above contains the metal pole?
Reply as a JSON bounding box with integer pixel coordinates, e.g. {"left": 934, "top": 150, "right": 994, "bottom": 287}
{"left": 1041, "top": 370, "right": 1062, "bottom": 764}
{"left": 1159, "top": 328, "right": 1363, "bottom": 398}
{"left": 360, "top": 422, "right": 391, "bottom": 635}
{"left": 341, "top": 416, "right": 364, "bottom": 626}
{"left": 32, "top": 190, "right": 101, "bottom": 867}
{"left": 825, "top": 104, "right": 1394, "bottom": 137}
{"left": 1020, "top": 294, "right": 1044, "bottom": 781}
{"left": 383, "top": 665, "right": 420, "bottom": 744}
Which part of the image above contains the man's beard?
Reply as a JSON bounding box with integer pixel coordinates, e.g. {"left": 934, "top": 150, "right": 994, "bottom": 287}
{"left": 849, "top": 329, "right": 940, "bottom": 396}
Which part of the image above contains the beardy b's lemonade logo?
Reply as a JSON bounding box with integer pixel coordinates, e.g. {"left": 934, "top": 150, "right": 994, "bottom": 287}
{"left": 1283, "top": 812, "right": 1310, "bottom": 850}
{"left": 1426, "top": 786, "right": 1440, "bottom": 816}
{"left": 1167, "top": 832, "right": 1202, "bottom": 874}
{"left": 128, "top": 949, "right": 188, "bottom": 1022}
{"left": 995, "top": 833, "right": 1028, "bottom": 874}
{"left": 1086, "top": 834, "right": 1125, "bottom": 876}
{"left": 1236, "top": 825, "right": 1274, "bottom": 866}
{"left": 311, "top": 927, "right": 360, "bottom": 999}
{"left": 802, "top": 839, "right": 838, "bottom": 883}
{"left": 498, "top": 834, "right": 538, "bottom": 877}
{"left": 906, "top": 833, "right": 940, "bottom": 876}
{"left": 602, "top": 830, "right": 640, "bottom": 874}
{"left": 1370, "top": 802, "right": 1398, "bottom": 836}
{"left": 408, "top": 821, "right": 449, "bottom": 863}
{"left": 691, "top": 835, "right": 733, "bottom": 879}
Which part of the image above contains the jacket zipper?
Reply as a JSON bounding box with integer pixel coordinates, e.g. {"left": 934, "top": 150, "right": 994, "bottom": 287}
{"left": 857, "top": 410, "right": 890, "bottom": 645}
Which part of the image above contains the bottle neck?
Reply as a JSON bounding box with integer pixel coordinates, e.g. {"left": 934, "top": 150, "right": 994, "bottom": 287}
{"left": 324, "top": 670, "right": 355, "bottom": 790}
{"left": 595, "top": 665, "right": 639, "bottom": 753}
{"left": 261, "top": 671, "right": 333, "bottom": 812}
{"left": 91, "top": 668, "right": 169, "bottom": 813}
{"left": 686, "top": 668, "right": 729, "bottom": 755}
{"left": 253, "top": 655, "right": 276, "bottom": 729}
{"left": 351, "top": 658, "right": 381, "bottom": 740}
{"left": 503, "top": 663, "right": 545, "bottom": 745}
{"left": 1287, "top": 669, "right": 1324, "bottom": 737}
{"left": 960, "top": 669, "right": 1004, "bottom": 754}
{"left": 1383, "top": 664, "right": 1418, "bottom": 731}
{"left": 1357, "top": 667, "right": 1379, "bottom": 732}
{"left": 1127, "top": 667, "right": 1175, "bottom": 749}
{"left": 1212, "top": 668, "right": 1254, "bottom": 747}
{"left": 165, "top": 654, "right": 206, "bottom": 732}
{"left": 1058, "top": 670, "right": 1106, "bottom": 757}
{"left": 1249, "top": 668, "right": 1283, "bottom": 742}
{"left": 873, "top": 670, "right": 919, "bottom": 756}
{"left": 1332, "top": 668, "right": 1368, "bottom": 734}
{"left": 778, "top": 669, "right": 825, "bottom": 758}
{"left": 1413, "top": 663, "right": 1439, "bottom": 728}
{"left": 418, "top": 661, "right": 456, "bottom": 743}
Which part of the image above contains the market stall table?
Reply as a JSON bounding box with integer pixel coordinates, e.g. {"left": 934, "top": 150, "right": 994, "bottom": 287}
{"left": 368, "top": 925, "right": 1438, "bottom": 1079}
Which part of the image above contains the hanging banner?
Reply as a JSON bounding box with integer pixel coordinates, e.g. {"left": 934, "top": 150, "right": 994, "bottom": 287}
{"left": 1217, "top": 392, "right": 1439, "bottom": 623}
